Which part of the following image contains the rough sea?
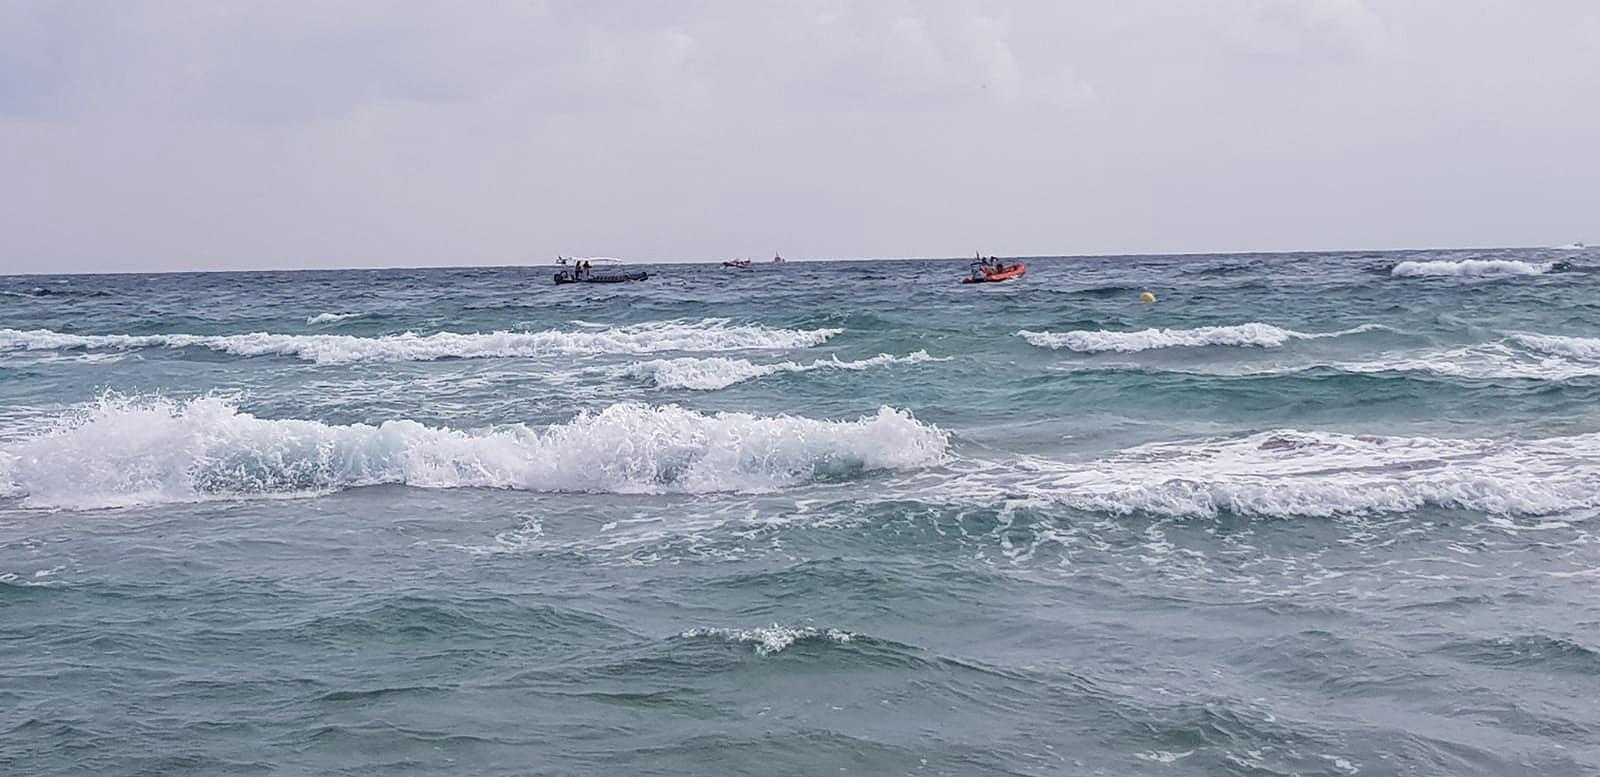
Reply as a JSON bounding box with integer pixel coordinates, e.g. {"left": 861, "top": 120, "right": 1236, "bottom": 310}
{"left": 3, "top": 248, "right": 1598, "bottom": 776}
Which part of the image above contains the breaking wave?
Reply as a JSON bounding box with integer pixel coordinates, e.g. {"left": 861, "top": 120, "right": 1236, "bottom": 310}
{"left": 635, "top": 351, "right": 943, "bottom": 391}
{"left": 1390, "top": 259, "right": 1553, "bottom": 278}
{"left": 955, "top": 429, "right": 1600, "bottom": 518}
{"left": 1048, "top": 331, "right": 1600, "bottom": 382}
{"left": 1337, "top": 340, "right": 1600, "bottom": 381}
{"left": 1509, "top": 333, "right": 1600, "bottom": 362}
{"left": 306, "top": 312, "right": 365, "bottom": 325}
{"left": 0, "top": 319, "right": 842, "bottom": 365}
{"left": 1016, "top": 323, "right": 1380, "bottom": 353}
{"left": 0, "top": 397, "right": 947, "bottom": 509}
{"left": 678, "top": 625, "right": 856, "bottom": 656}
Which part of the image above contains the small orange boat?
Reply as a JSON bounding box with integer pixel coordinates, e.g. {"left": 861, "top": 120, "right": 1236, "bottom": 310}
{"left": 962, "top": 260, "right": 1026, "bottom": 284}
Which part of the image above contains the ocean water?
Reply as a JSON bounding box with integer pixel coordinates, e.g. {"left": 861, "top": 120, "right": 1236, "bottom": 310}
{"left": 3, "top": 248, "right": 1599, "bottom": 776}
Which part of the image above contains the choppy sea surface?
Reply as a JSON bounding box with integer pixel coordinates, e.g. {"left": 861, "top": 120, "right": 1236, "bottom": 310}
{"left": 3, "top": 248, "right": 1599, "bottom": 776}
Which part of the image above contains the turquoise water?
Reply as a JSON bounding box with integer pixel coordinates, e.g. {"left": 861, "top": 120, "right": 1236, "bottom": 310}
{"left": 3, "top": 249, "right": 1599, "bottom": 775}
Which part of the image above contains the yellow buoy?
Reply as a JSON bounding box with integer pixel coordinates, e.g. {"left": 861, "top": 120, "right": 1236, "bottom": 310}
{"left": 1139, "top": 292, "right": 1157, "bottom": 304}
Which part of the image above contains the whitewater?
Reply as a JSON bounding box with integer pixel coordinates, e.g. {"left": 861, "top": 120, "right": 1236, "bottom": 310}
{"left": 0, "top": 396, "right": 946, "bottom": 509}
{"left": 0, "top": 318, "right": 841, "bottom": 364}
{"left": 1016, "top": 322, "right": 1384, "bottom": 352}
{"left": 632, "top": 350, "right": 944, "bottom": 390}
{"left": 5, "top": 248, "right": 1600, "bottom": 777}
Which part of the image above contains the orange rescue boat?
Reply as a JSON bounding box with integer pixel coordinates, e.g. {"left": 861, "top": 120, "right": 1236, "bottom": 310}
{"left": 962, "top": 261, "right": 1027, "bottom": 284}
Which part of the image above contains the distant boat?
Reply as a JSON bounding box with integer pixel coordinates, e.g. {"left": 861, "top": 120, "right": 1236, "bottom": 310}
{"left": 555, "top": 256, "right": 645, "bottom": 284}
{"left": 962, "top": 255, "right": 1026, "bottom": 284}
{"left": 1554, "top": 242, "right": 1587, "bottom": 251}
{"left": 773, "top": 253, "right": 785, "bottom": 263}
{"left": 723, "top": 259, "right": 751, "bottom": 269}
{"left": 554, "top": 267, "right": 647, "bottom": 285}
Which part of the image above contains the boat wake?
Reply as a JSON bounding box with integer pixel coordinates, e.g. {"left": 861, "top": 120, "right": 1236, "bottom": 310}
{"left": 0, "top": 396, "right": 948, "bottom": 510}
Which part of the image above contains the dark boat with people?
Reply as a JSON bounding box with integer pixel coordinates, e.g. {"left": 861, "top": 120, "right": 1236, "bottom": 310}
{"left": 554, "top": 256, "right": 647, "bottom": 285}
{"left": 554, "top": 268, "right": 648, "bottom": 285}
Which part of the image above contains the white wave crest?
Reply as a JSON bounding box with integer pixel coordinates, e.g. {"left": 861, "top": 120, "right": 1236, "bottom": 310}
{"left": 636, "top": 351, "right": 943, "bottom": 391}
{"left": 0, "top": 319, "right": 842, "bottom": 365}
{"left": 1135, "top": 751, "right": 1196, "bottom": 764}
{"left": 1016, "top": 323, "right": 1378, "bottom": 353}
{"left": 1391, "top": 259, "right": 1553, "bottom": 278}
{"left": 1509, "top": 333, "right": 1600, "bottom": 362}
{"left": 1339, "top": 350, "right": 1600, "bottom": 382}
{"left": 0, "top": 397, "right": 947, "bottom": 509}
{"left": 1049, "top": 337, "right": 1600, "bottom": 382}
{"left": 957, "top": 429, "right": 1600, "bottom": 518}
{"left": 679, "top": 625, "right": 855, "bottom": 655}
{"left": 1329, "top": 334, "right": 1600, "bottom": 381}
{"left": 306, "top": 312, "right": 364, "bottom": 325}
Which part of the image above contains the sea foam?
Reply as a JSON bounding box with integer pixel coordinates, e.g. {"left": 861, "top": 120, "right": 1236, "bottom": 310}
{"left": 1336, "top": 340, "right": 1600, "bottom": 381}
{"left": 306, "top": 312, "right": 364, "bottom": 325}
{"left": 971, "top": 429, "right": 1600, "bottom": 518}
{"left": 1390, "top": 259, "right": 1553, "bottom": 278}
{"left": 1016, "top": 323, "right": 1378, "bottom": 353}
{"left": 635, "top": 351, "right": 943, "bottom": 390}
{"left": 679, "top": 625, "right": 856, "bottom": 655}
{"left": 1044, "top": 331, "right": 1600, "bottom": 382}
{"left": 1509, "top": 333, "right": 1600, "bottom": 362}
{"left": 0, "top": 397, "right": 947, "bottom": 509}
{"left": 0, "top": 319, "right": 841, "bottom": 365}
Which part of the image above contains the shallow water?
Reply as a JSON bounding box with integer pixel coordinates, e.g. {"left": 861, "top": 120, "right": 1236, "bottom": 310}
{"left": 3, "top": 248, "right": 1599, "bottom": 775}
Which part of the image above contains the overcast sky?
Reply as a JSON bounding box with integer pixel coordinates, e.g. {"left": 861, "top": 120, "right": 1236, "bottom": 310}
{"left": 1, "top": 1, "right": 1596, "bottom": 273}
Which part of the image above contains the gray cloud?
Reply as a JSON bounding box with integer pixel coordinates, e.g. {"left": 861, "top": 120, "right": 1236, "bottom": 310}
{"left": 1, "top": 0, "right": 1596, "bottom": 273}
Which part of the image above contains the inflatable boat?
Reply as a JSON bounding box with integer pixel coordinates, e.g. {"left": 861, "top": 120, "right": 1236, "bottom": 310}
{"left": 962, "top": 262, "right": 1026, "bottom": 284}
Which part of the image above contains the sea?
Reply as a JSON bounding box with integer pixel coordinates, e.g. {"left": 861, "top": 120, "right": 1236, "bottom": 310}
{"left": 2, "top": 247, "right": 1598, "bottom": 776}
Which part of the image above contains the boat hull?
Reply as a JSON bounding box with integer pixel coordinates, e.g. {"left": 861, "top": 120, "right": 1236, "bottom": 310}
{"left": 962, "top": 263, "right": 1027, "bottom": 283}
{"left": 554, "top": 271, "right": 649, "bottom": 285}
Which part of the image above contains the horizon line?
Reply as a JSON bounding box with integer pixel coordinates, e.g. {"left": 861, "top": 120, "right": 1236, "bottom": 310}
{"left": 0, "top": 243, "right": 1564, "bottom": 278}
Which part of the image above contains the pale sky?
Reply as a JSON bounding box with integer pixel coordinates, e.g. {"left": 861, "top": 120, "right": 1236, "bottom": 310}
{"left": 1, "top": 0, "right": 1596, "bottom": 273}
